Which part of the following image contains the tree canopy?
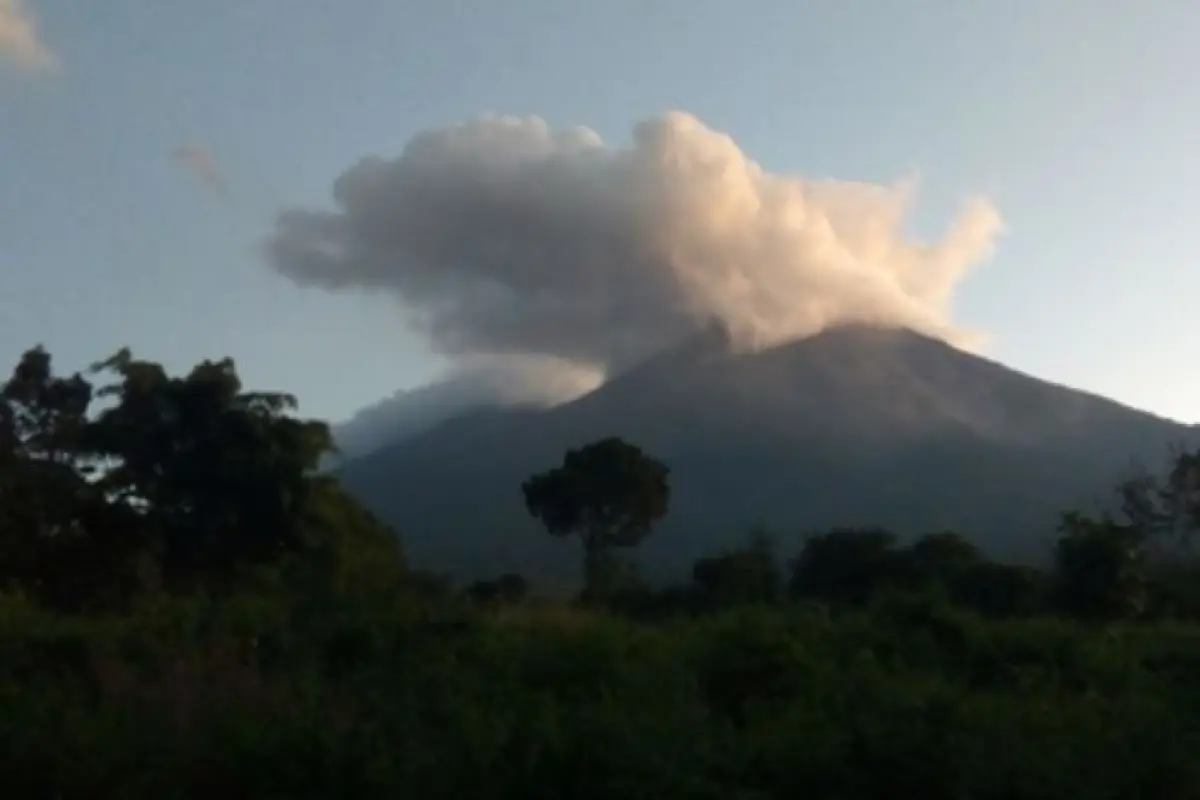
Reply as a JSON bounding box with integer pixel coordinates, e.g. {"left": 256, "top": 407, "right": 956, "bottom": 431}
{"left": 0, "top": 345, "right": 402, "bottom": 610}
{"left": 522, "top": 436, "right": 670, "bottom": 593}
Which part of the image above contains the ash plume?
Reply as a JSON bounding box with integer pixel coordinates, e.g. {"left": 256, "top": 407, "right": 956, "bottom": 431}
{"left": 266, "top": 111, "right": 1003, "bottom": 450}
{"left": 0, "top": 0, "right": 56, "bottom": 73}
{"left": 332, "top": 355, "right": 603, "bottom": 459}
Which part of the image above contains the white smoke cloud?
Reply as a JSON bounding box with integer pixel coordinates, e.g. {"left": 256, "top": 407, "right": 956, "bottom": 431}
{"left": 332, "top": 355, "right": 604, "bottom": 459}
{"left": 171, "top": 143, "right": 227, "bottom": 196}
{"left": 0, "top": 0, "right": 56, "bottom": 73}
{"left": 267, "top": 111, "right": 1003, "bottom": 451}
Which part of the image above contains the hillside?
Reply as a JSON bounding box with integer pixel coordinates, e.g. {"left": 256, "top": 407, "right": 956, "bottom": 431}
{"left": 336, "top": 324, "right": 1195, "bottom": 583}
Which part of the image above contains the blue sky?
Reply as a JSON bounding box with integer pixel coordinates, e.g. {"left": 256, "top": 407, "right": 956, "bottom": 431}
{"left": 2, "top": 0, "right": 1198, "bottom": 424}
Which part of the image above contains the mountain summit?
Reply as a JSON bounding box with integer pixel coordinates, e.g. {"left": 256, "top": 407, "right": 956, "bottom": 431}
{"left": 336, "top": 324, "right": 1193, "bottom": 582}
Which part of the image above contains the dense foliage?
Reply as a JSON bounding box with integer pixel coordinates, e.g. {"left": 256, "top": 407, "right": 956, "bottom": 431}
{"left": 0, "top": 346, "right": 406, "bottom": 612}
{"left": 4, "top": 345, "right": 1200, "bottom": 798}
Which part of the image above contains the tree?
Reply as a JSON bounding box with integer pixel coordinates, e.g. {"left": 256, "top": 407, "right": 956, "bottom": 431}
{"left": 788, "top": 527, "right": 900, "bottom": 605}
{"left": 0, "top": 343, "right": 396, "bottom": 608}
{"left": 522, "top": 437, "right": 670, "bottom": 595}
{"left": 1038, "top": 446, "right": 1200, "bottom": 621}
{"left": 692, "top": 528, "right": 781, "bottom": 608}
{"left": 0, "top": 347, "right": 150, "bottom": 610}
{"left": 1054, "top": 511, "right": 1147, "bottom": 622}
{"left": 85, "top": 349, "right": 336, "bottom": 591}
{"left": 896, "top": 531, "right": 982, "bottom": 591}
{"left": 1118, "top": 445, "right": 1200, "bottom": 557}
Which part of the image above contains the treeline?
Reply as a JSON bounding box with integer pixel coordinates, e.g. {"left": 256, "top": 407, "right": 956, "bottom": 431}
{"left": 469, "top": 522, "right": 1200, "bottom": 625}
{"left": 505, "top": 437, "right": 1200, "bottom": 625}
{"left": 5, "top": 346, "right": 1200, "bottom": 798}
{"left": 4, "top": 344, "right": 1197, "bottom": 625}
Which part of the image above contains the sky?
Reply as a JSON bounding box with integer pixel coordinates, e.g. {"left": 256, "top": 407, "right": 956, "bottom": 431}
{"left": 2, "top": 0, "right": 1199, "bottom": 429}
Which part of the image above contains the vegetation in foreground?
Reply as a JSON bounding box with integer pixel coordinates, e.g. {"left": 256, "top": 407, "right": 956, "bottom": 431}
{"left": 3, "top": 345, "right": 1200, "bottom": 798}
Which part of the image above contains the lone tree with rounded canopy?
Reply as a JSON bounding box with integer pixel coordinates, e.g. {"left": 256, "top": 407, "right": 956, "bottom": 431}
{"left": 522, "top": 437, "right": 670, "bottom": 595}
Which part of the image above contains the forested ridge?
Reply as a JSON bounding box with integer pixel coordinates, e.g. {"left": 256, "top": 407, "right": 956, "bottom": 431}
{"left": 4, "top": 344, "right": 1200, "bottom": 798}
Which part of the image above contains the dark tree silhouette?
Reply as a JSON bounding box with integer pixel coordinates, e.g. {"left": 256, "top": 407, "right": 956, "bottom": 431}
{"left": 897, "top": 530, "right": 983, "bottom": 590}
{"left": 788, "top": 527, "right": 901, "bottom": 605}
{"left": 0, "top": 344, "right": 403, "bottom": 608}
{"left": 84, "top": 349, "right": 337, "bottom": 590}
{"left": 692, "top": 529, "right": 781, "bottom": 608}
{"left": 1054, "top": 511, "right": 1147, "bottom": 622}
{"left": 0, "top": 347, "right": 150, "bottom": 609}
{"left": 522, "top": 437, "right": 670, "bottom": 594}
{"left": 1118, "top": 445, "right": 1200, "bottom": 557}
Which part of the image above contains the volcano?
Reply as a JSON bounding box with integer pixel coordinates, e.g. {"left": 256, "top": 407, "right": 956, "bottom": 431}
{"left": 334, "top": 324, "right": 1194, "bottom": 583}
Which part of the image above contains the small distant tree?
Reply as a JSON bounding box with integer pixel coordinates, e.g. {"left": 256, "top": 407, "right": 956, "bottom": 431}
{"left": 1118, "top": 446, "right": 1200, "bottom": 557}
{"left": 692, "top": 528, "right": 781, "bottom": 608}
{"left": 896, "top": 531, "right": 983, "bottom": 591}
{"left": 788, "top": 527, "right": 900, "bottom": 605}
{"left": 1099, "top": 445, "right": 1200, "bottom": 619}
{"left": 1054, "top": 511, "right": 1147, "bottom": 622}
{"left": 522, "top": 437, "right": 670, "bottom": 596}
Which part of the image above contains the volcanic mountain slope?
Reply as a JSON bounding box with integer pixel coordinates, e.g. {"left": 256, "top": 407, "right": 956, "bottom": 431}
{"left": 335, "top": 324, "right": 1195, "bottom": 583}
